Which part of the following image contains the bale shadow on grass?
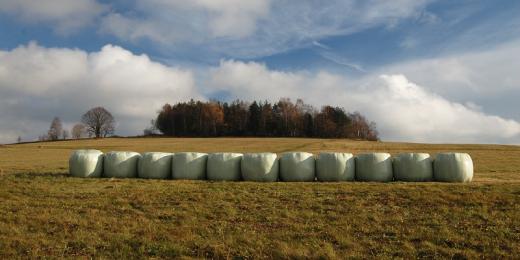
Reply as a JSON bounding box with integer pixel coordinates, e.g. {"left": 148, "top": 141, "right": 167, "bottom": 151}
{"left": 9, "top": 172, "right": 69, "bottom": 179}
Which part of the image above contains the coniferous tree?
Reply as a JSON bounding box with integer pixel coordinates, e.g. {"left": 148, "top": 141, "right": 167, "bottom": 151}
{"left": 247, "top": 101, "right": 261, "bottom": 135}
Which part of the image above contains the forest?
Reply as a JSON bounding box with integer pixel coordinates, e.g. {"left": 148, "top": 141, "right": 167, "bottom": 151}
{"left": 154, "top": 98, "right": 379, "bottom": 140}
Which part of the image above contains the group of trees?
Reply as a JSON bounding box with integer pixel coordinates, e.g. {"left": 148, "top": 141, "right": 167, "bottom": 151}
{"left": 28, "top": 99, "right": 380, "bottom": 143}
{"left": 154, "top": 98, "right": 379, "bottom": 140}
{"left": 36, "top": 107, "right": 115, "bottom": 142}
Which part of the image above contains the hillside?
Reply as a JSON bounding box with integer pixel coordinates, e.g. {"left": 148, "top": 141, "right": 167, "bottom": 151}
{"left": 1, "top": 138, "right": 519, "bottom": 258}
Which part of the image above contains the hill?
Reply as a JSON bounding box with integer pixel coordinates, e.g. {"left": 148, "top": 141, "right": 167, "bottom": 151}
{"left": 1, "top": 138, "right": 519, "bottom": 258}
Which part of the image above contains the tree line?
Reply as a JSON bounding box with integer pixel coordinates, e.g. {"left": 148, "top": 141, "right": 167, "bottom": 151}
{"left": 35, "top": 107, "right": 115, "bottom": 142}
{"left": 154, "top": 98, "right": 379, "bottom": 140}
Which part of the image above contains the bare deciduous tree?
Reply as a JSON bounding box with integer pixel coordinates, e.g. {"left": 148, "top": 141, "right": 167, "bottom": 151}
{"left": 62, "top": 130, "right": 69, "bottom": 140}
{"left": 71, "top": 124, "right": 86, "bottom": 139}
{"left": 47, "top": 117, "right": 63, "bottom": 141}
{"left": 81, "top": 107, "right": 115, "bottom": 138}
{"left": 17, "top": 136, "right": 21, "bottom": 143}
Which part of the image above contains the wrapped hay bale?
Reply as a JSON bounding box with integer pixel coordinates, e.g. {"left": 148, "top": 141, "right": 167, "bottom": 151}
{"left": 280, "top": 152, "right": 315, "bottom": 182}
{"left": 355, "top": 153, "right": 393, "bottom": 182}
{"left": 393, "top": 153, "right": 433, "bottom": 182}
{"left": 316, "top": 152, "right": 355, "bottom": 182}
{"left": 138, "top": 152, "right": 173, "bottom": 179}
{"left": 172, "top": 152, "right": 208, "bottom": 180}
{"left": 433, "top": 153, "right": 473, "bottom": 182}
{"left": 69, "top": 150, "right": 104, "bottom": 178}
{"left": 103, "top": 151, "right": 141, "bottom": 178}
{"left": 241, "top": 153, "right": 279, "bottom": 182}
{"left": 207, "top": 153, "right": 243, "bottom": 181}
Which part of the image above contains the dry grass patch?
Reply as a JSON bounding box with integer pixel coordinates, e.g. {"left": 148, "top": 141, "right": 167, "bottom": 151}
{"left": 1, "top": 137, "right": 520, "bottom": 258}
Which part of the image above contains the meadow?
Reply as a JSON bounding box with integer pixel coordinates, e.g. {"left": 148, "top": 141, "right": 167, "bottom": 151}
{"left": 0, "top": 137, "right": 519, "bottom": 258}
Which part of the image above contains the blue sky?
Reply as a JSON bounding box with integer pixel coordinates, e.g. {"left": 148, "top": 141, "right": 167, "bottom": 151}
{"left": 0, "top": 0, "right": 519, "bottom": 144}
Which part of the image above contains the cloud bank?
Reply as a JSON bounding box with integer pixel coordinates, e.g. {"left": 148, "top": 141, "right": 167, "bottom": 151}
{"left": 1, "top": 43, "right": 519, "bottom": 144}
{"left": 0, "top": 43, "right": 198, "bottom": 143}
{"left": 209, "top": 60, "right": 520, "bottom": 144}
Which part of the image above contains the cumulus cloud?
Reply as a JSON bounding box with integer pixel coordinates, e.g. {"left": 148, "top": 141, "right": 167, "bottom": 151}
{"left": 0, "top": 43, "right": 198, "bottom": 143}
{"left": 0, "top": 0, "right": 107, "bottom": 33}
{"left": 380, "top": 40, "right": 520, "bottom": 98}
{"left": 209, "top": 60, "right": 520, "bottom": 144}
{"left": 375, "top": 39, "right": 520, "bottom": 122}
{"left": 2, "top": 42, "right": 519, "bottom": 144}
{"left": 101, "top": 0, "right": 431, "bottom": 58}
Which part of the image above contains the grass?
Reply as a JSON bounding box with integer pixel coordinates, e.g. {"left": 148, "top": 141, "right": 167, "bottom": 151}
{"left": 1, "top": 137, "right": 519, "bottom": 258}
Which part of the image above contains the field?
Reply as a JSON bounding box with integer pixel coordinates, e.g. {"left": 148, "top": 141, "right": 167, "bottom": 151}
{"left": 1, "top": 137, "right": 519, "bottom": 258}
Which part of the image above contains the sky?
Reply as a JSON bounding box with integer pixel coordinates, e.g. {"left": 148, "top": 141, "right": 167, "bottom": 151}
{"left": 1, "top": 0, "right": 519, "bottom": 144}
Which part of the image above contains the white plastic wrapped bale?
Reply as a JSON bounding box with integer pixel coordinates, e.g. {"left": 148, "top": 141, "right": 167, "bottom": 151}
{"left": 393, "top": 153, "right": 433, "bottom": 182}
{"left": 433, "top": 153, "right": 473, "bottom": 183}
{"left": 137, "top": 152, "right": 173, "bottom": 179}
{"left": 241, "top": 153, "right": 279, "bottom": 182}
{"left": 207, "top": 153, "right": 243, "bottom": 181}
{"left": 103, "top": 151, "right": 141, "bottom": 178}
{"left": 280, "top": 152, "right": 315, "bottom": 182}
{"left": 172, "top": 152, "right": 208, "bottom": 180}
{"left": 316, "top": 152, "right": 355, "bottom": 182}
{"left": 69, "top": 150, "right": 104, "bottom": 178}
{"left": 355, "top": 153, "right": 393, "bottom": 182}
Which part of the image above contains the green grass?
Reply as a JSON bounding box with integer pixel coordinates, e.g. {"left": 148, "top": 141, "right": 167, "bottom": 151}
{"left": 1, "top": 137, "right": 519, "bottom": 258}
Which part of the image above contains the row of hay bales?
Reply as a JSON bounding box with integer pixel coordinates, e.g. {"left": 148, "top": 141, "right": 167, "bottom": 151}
{"left": 69, "top": 150, "right": 473, "bottom": 182}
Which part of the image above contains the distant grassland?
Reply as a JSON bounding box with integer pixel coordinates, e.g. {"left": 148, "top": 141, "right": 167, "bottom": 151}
{"left": 1, "top": 137, "right": 519, "bottom": 258}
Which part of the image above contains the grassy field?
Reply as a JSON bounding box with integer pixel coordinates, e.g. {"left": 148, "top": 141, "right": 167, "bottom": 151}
{"left": 1, "top": 137, "right": 519, "bottom": 258}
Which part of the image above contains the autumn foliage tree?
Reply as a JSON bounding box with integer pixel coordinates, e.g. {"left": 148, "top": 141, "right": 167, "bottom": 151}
{"left": 154, "top": 98, "right": 379, "bottom": 140}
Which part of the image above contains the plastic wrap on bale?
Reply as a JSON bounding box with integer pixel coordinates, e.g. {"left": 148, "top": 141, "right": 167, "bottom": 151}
{"left": 433, "top": 153, "right": 473, "bottom": 182}
{"left": 241, "top": 153, "right": 279, "bottom": 182}
{"left": 103, "top": 151, "right": 141, "bottom": 178}
{"left": 172, "top": 152, "right": 208, "bottom": 180}
{"left": 316, "top": 152, "right": 355, "bottom": 182}
{"left": 355, "top": 153, "right": 393, "bottom": 182}
{"left": 138, "top": 152, "right": 173, "bottom": 179}
{"left": 393, "top": 153, "right": 433, "bottom": 182}
{"left": 207, "top": 153, "right": 243, "bottom": 181}
{"left": 69, "top": 150, "right": 104, "bottom": 178}
{"left": 280, "top": 152, "right": 315, "bottom": 182}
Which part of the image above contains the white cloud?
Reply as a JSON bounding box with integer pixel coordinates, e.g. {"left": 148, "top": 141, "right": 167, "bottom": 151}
{"left": 0, "top": 43, "right": 199, "bottom": 143}
{"left": 383, "top": 40, "right": 520, "bottom": 93}
{"left": 101, "top": 0, "right": 431, "bottom": 58}
{"left": 2, "top": 39, "right": 519, "bottom": 144}
{"left": 173, "top": 0, "right": 271, "bottom": 38}
{"left": 101, "top": 0, "right": 270, "bottom": 43}
{"left": 377, "top": 39, "right": 520, "bottom": 121}
{"left": 0, "top": 0, "right": 107, "bottom": 33}
{"left": 350, "top": 75, "right": 520, "bottom": 143}
{"left": 209, "top": 60, "right": 520, "bottom": 144}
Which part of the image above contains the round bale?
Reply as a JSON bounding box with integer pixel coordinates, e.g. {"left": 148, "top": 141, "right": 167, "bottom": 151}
{"left": 316, "top": 152, "right": 355, "bottom": 182}
{"left": 172, "top": 152, "right": 208, "bottom": 180}
{"left": 69, "top": 150, "right": 104, "bottom": 178}
{"left": 433, "top": 153, "right": 473, "bottom": 183}
{"left": 207, "top": 153, "right": 243, "bottom": 181}
{"left": 355, "top": 153, "right": 393, "bottom": 182}
{"left": 241, "top": 153, "right": 279, "bottom": 182}
{"left": 280, "top": 152, "right": 315, "bottom": 182}
{"left": 393, "top": 153, "right": 433, "bottom": 182}
{"left": 138, "top": 152, "right": 173, "bottom": 179}
{"left": 103, "top": 151, "right": 141, "bottom": 178}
